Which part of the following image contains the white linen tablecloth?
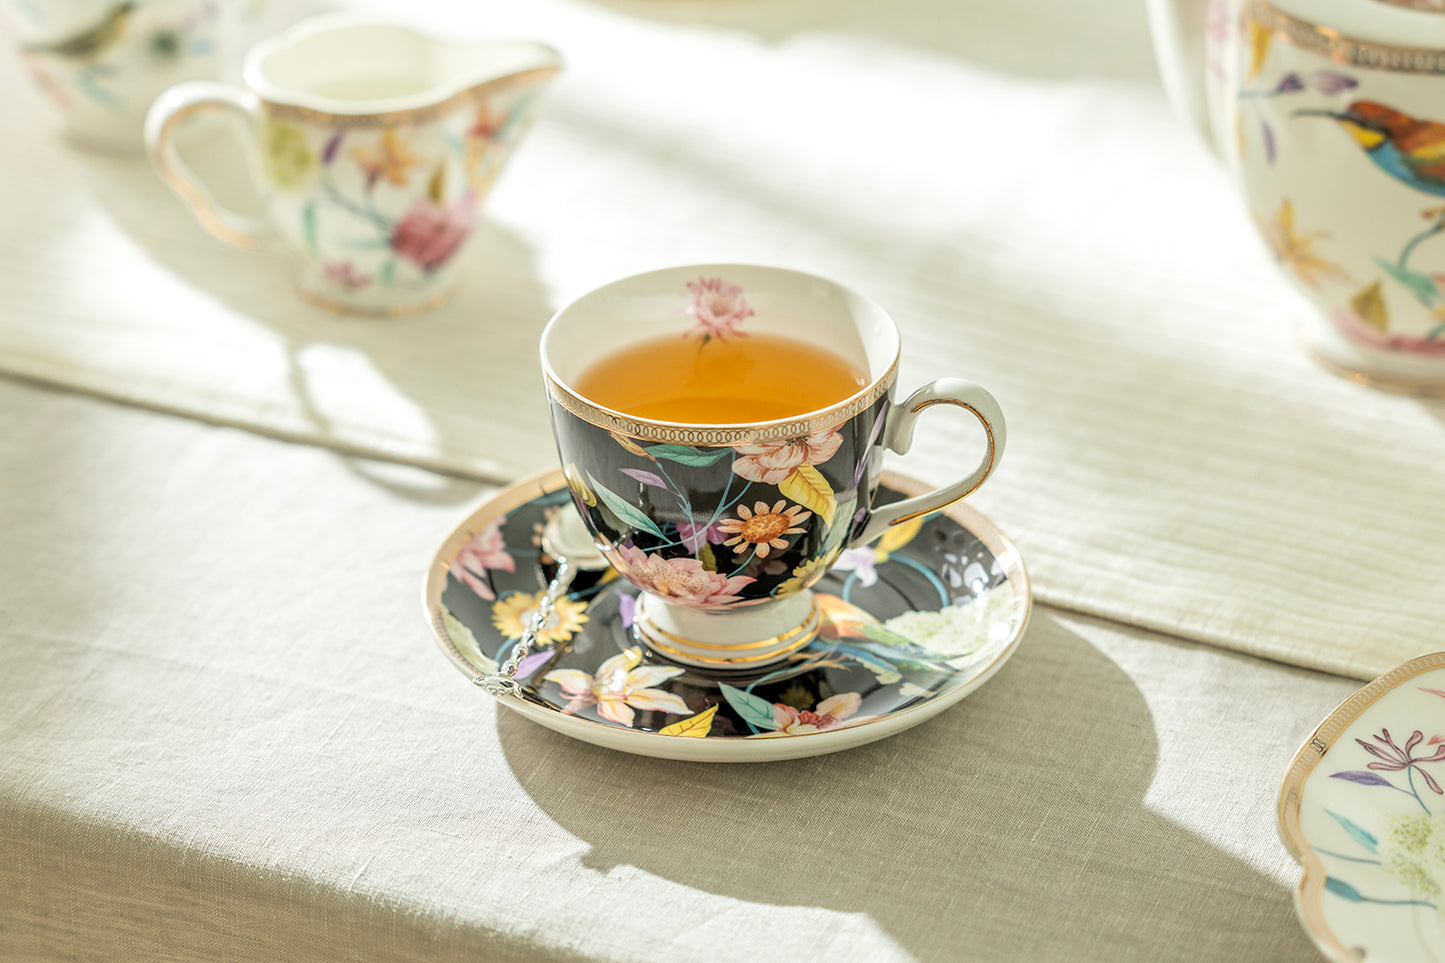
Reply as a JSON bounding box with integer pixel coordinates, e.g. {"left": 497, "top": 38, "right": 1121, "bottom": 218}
{"left": 0, "top": 378, "right": 1358, "bottom": 962}
{"left": 1, "top": 0, "right": 1441, "bottom": 680}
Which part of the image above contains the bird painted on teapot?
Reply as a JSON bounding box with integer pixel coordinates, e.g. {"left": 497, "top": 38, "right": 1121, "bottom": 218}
{"left": 1295, "top": 103, "right": 1445, "bottom": 199}
{"left": 1150, "top": 0, "right": 1445, "bottom": 391}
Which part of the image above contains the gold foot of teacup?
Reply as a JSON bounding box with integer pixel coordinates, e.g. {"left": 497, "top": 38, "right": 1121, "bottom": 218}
{"left": 633, "top": 592, "right": 820, "bottom": 670}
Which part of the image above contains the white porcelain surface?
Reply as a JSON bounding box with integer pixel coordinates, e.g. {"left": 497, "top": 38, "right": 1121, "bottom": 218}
{"left": 1279, "top": 653, "right": 1445, "bottom": 962}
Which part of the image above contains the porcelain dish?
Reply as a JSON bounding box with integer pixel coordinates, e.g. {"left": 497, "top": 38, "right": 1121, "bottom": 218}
{"left": 423, "top": 469, "right": 1031, "bottom": 762}
{"left": 1278, "top": 652, "right": 1445, "bottom": 961}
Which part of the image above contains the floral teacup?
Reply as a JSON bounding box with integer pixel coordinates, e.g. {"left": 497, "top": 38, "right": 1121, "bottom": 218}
{"left": 10, "top": 0, "right": 230, "bottom": 151}
{"left": 541, "top": 264, "right": 1007, "bottom": 669}
{"left": 144, "top": 13, "right": 561, "bottom": 315}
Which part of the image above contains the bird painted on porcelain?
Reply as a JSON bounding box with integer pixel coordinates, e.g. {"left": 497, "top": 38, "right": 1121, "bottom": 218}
{"left": 23, "top": 2, "right": 136, "bottom": 63}
{"left": 1296, "top": 101, "right": 1445, "bottom": 199}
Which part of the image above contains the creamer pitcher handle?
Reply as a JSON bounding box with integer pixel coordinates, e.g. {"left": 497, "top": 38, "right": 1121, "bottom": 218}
{"left": 145, "top": 82, "right": 271, "bottom": 248}
{"left": 1147, "top": 0, "right": 1220, "bottom": 155}
{"left": 850, "top": 379, "right": 1005, "bottom": 547}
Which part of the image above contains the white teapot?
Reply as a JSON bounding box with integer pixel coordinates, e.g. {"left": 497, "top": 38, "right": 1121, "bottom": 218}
{"left": 1151, "top": 0, "right": 1445, "bottom": 392}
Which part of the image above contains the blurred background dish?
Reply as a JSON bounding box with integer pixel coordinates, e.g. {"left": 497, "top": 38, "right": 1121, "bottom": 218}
{"left": 7, "top": 0, "right": 235, "bottom": 150}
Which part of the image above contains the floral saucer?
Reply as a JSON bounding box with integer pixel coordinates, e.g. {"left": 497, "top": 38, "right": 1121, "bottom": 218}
{"left": 423, "top": 469, "right": 1031, "bottom": 762}
{"left": 1278, "top": 652, "right": 1445, "bottom": 962}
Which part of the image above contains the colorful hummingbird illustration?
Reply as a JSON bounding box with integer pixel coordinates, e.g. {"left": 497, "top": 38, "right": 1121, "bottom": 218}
{"left": 23, "top": 2, "right": 137, "bottom": 63}
{"left": 1296, "top": 101, "right": 1445, "bottom": 199}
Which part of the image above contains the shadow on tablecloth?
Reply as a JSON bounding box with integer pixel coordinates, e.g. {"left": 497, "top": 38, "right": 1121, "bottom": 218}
{"left": 498, "top": 609, "right": 1321, "bottom": 961}
{"left": 63, "top": 140, "right": 552, "bottom": 504}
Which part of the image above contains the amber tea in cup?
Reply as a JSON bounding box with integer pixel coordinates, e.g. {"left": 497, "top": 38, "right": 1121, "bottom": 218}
{"left": 572, "top": 332, "right": 868, "bottom": 424}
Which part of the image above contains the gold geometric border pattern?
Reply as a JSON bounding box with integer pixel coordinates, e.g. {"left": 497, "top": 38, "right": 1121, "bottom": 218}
{"left": 1253, "top": 0, "right": 1445, "bottom": 74}
{"left": 1275, "top": 651, "right": 1445, "bottom": 962}
{"left": 544, "top": 358, "right": 898, "bottom": 445}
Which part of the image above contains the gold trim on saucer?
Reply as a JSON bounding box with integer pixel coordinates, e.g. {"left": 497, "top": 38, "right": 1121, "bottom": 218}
{"left": 1276, "top": 651, "right": 1445, "bottom": 962}
{"left": 1251, "top": 0, "right": 1445, "bottom": 74}
{"left": 544, "top": 356, "right": 898, "bottom": 446}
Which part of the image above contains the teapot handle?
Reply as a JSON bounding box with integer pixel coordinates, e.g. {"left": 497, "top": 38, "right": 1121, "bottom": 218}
{"left": 1147, "top": 0, "right": 1221, "bottom": 157}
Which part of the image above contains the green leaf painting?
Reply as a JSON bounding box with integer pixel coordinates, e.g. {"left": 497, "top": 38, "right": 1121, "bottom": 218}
{"left": 1376, "top": 257, "right": 1440, "bottom": 307}
{"left": 303, "top": 203, "right": 319, "bottom": 257}
{"left": 590, "top": 474, "right": 666, "bottom": 539}
{"left": 644, "top": 444, "right": 731, "bottom": 467}
{"left": 1327, "top": 810, "right": 1378, "bottom": 854}
{"left": 719, "top": 683, "right": 777, "bottom": 732}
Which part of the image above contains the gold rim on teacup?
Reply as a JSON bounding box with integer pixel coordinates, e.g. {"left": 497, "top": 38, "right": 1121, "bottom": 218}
{"left": 542, "top": 358, "right": 899, "bottom": 447}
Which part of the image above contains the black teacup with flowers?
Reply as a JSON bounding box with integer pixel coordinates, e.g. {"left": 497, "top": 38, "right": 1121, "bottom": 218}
{"left": 540, "top": 265, "right": 1007, "bottom": 622}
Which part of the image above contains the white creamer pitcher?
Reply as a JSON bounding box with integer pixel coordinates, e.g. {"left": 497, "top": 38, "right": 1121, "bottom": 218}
{"left": 146, "top": 13, "right": 562, "bottom": 314}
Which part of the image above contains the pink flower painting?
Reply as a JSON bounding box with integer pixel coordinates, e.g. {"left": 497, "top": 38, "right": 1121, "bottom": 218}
{"left": 324, "top": 261, "right": 370, "bottom": 290}
{"left": 771, "top": 692, "right": 864, "bottom": 734}
{"left": 390, "top": 191, "right": 477, "bottom": 272}
{"left": 544, "top": 649, "right": 688, "bottom": 726}
{"left": 449, "top": 519, "right": 515, "bottom": 600}
{"left": 1333, "top": 308, "right": 1445, "bottom": 356}
{"left": 612, "top": 543, "right": 754, "bottom": 607}
{"left": 1356, "top": 728, "right": 1445, "bottom": 794}
{"left": 686, "top": 276, "right": 754, "bottom": 341}
{"left": 730, "top": 429, "right": 843, "bottom": 485}
{"left": 674, "top": 519, "right": 727, "bottom": 555}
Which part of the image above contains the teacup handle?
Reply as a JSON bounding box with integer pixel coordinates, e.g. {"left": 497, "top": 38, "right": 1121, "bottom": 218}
{"left": 144, "top": 82, "right": 271, "bottom": 249}
{"left": 850, "top": 378, "right": 1006, "bottom": 547}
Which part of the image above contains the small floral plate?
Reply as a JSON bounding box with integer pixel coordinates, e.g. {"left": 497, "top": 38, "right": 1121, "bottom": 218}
{"left": 423, "top": 469, "right": 1031, "bottom": 762}
{"left": 1278, "top": 653, "right": 1445, "bottom": 961}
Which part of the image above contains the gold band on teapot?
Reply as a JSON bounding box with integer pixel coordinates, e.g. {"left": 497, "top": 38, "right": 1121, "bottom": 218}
{"left": 1250, "top": 0, "right": 1445, "bottom": 74}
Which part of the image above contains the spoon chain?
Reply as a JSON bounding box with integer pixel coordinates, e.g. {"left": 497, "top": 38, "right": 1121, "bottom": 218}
{"left": 474, "top": 559, "right": 575, "bottom": 698}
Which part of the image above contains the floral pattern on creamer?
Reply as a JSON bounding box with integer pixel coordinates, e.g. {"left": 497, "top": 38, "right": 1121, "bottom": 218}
{"left": 256, "top": 90, "right": 541, "bottom": 300}
{"left": 435, "top": 480, "right": 1024, "bottom": 741}
{"left": 1234, "top": 9, "right": 1445, "bottom": 353}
